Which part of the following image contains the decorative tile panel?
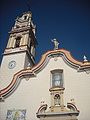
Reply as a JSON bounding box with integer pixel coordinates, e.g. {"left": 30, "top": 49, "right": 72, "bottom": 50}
{"left": 6, "top": 109, "right": 26, "bottom": 120}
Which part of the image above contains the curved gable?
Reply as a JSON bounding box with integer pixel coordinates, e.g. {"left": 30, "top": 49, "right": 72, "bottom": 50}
{"left": 0, "top": 49, "right": 90, "bottom": 98}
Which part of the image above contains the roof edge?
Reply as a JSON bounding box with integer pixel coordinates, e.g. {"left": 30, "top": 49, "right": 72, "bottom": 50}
{"left": 0, "top": 49, "right": 90, "bottom": 98}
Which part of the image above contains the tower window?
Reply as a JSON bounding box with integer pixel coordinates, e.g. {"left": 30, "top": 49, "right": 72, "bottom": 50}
{"left": 15, "top": 37, "right": 21, "bottom": 47}
{"left": 51, "top": 69, "right": 63, "bottom": 87}
{"left": 24, "top": 15, "right": 27, "bottom": 20}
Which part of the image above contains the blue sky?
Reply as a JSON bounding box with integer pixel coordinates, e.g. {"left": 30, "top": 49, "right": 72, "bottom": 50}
{"left": 0, "top": 0, "right": 90, "bottom": 63}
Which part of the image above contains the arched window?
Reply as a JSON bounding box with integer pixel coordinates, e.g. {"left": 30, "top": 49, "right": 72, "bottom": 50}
{"left": 51, "top": 69, "right": 63, "bottom": 87}
{"left": 54, "top": 94, "right": 60, "bottom": 106}
{"left": 15, "top": 36, "right": 21, "bottom": 47}
{"left": 24, "top": 15, "right": 27, "bottom": 20}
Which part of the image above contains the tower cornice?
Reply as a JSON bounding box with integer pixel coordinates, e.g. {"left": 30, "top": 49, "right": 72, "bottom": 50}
{"left": 9, "top": 26, "right": 31, "bottom": 34}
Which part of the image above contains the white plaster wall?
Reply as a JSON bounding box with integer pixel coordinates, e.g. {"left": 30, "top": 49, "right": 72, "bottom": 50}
{"left": 24, "top": 54, "right": 33, "bottom": 68}
{"left": 0, "top": 56, "right": 90, "bottom": 120}
{"left": 0, "top": 52, "right": 26, "bottom": 89}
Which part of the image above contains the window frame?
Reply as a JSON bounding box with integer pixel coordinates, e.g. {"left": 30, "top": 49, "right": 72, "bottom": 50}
{"left": 50, "top": 69, "right": 63, "bottom": 88}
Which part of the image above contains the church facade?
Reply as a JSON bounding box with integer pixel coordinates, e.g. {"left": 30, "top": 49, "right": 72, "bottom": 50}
{"left": 0, "top": 11, "right": 90, "bottom": 120}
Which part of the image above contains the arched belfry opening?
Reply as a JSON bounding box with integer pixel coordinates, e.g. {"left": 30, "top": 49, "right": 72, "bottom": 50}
{"left": 15, "top": 36, "right": 21, "bottom": 48}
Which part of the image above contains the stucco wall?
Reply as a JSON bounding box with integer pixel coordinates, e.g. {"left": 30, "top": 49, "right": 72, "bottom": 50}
{"left": 0, "top": 52, "right": 26, "bottom": 89}
{"left": 0, "top": 56, "right": 90, "bottom": 120}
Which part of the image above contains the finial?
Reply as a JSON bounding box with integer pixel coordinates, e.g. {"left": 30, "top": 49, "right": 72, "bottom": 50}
{"left": 83, "top": 55, "right": 88, "bottom": 62}
{"left": 51, "top": 38, "right": 59, "bottom": 50}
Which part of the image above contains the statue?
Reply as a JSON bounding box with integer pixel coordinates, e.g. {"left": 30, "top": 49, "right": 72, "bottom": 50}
{"left": 83, "top": 55, "right": 88, "bottom": 62}
{"left": 51, "top": 38, "right": 59, "bottom": 50}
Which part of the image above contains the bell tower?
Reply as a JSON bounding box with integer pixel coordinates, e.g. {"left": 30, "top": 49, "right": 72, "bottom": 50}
{"left": 0, "top": 11, "right": 37, "bottom": 90}
{"left": 5, "top": 11, "right": 37, "bottom": 66}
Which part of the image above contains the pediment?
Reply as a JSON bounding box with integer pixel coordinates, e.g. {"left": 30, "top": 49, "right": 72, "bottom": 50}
{"left": 0, "top": 49, "right": 90, "bottom": 99}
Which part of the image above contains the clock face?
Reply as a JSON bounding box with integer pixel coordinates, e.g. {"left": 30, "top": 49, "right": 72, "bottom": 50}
{"left": 8, "top": 61, "right": 16, "bottom": 69}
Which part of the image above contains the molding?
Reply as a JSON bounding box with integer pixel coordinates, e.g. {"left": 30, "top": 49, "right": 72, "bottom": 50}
{"left": 9, "top": 27, "right": 30, "bottom": 34}
{"left": 31, "top": 49, "right": 90, "bottom": 73}
{"left": 0, "top": 70, "right": 35, "bottom": 98}
{"left": 4, "top": 45, "right": 28, "bottom": 55}
{"left": 67, "top": 102, "right": 80, "bottom": 113}
{"left": 0, "top": 49, "right": 90, "bottom": 98}
{"left": 49, "top": 87, "right": 65, "bottom": 92}
{"left": 37, "top": 111, "right": 79, "bottom": 118}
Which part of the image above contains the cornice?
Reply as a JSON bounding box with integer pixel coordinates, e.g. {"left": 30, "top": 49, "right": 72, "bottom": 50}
{"left": 4, "top": 45, "right": 27, "bottom": 55}
{"left": 31, "top": 49, "right": 90, "bottom": 72}
{"left": 0, "top": 49, "right": 90, "bottom": 99}
{"left": 9, "top": 26, "right": 30, "bottom": 34}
